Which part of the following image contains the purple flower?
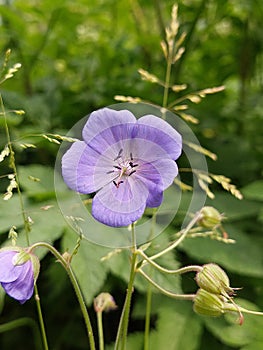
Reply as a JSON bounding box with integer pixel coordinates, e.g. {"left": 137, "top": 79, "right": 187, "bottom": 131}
{"left": 62, "top": 108, "right": 182, "bottom": 227}
{"left": 0, "top": 248, "right": 40, "bottom": 304}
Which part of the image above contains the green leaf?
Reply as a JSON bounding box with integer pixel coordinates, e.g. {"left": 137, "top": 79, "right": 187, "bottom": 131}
{"left": 0, "top": 194, "right": 24, "bottom": 233}
{"left": 18, "top": 165, "right": 65, "bottom": 200}
{"left": 241, "top": 341, "right": 263, "bottom": 350}
{"left": 205, "top": 193, "right": 260, "bottom": 220}
{"left": 5, "top": 200, "right": 65, "bottom": 259}
{"left": 203, "top": 299, "right": 263, "bottom": 348}
{"left": 62, "top": 229, "right": 110, "bottom": 304}
{"left": 180, "top": 224, "right": 263, "bottom": 277}
{"left": 242, "top": 180, "right": 263, "bottom": 201}
{"left": 148, "top": 296, "right": 202, "bottom": 350}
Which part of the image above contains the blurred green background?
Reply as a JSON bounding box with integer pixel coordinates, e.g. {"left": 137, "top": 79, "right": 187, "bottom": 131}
{"left": 0, "top": 0, "right": 263, "bottom": 349}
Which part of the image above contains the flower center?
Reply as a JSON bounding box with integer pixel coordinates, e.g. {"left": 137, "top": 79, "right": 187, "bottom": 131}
{"left": 107, "top": 149, "right": 138, "bottom": 188}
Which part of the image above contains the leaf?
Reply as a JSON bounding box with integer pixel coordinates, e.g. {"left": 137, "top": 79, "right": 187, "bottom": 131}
{"left": 6, "top": 201, "right": 65, "bottom": 259}
{"left": 203, "top": 299, "right": 263, "bottom": 348}
{"left": 241, "top": 341, "right": 263, "bottom": 350}
{"left": 0, "top": 194, "right": 24, "bottom": 233}
{"left": 18, "top": 164, "right": 67, "bottom": 200}
{"left": 148, "top": 296, "right": 202, "bottom": 350}
{"left": 242, "top": 180, "right": 263, "bottom": 201}
{"left": 180, "top": 223, "right": 263, "bottom": 277}
{"left": 62, "top": 228, "right": 110, "bottom": 304}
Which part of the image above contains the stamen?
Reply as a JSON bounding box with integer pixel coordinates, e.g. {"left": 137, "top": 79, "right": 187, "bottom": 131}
{"left": 129, "top": 162, "right": 138, "bottom": 168}
{"left": 113, "top": 165, "right": 122, "bottom": 170}
{"left": 129, "top": 170, "right": 136, "bottom": 176}
{"left": 130, "top": 153, "right": 133, "bottom": 160}
{"left": 113, "top": 180, "right": 124, "bottom": 188}
{"left": 114, "top": 148, "right": 123, "bottom": 161}
{"left": 106, "top": 170, "right": 115, "bottom": 174}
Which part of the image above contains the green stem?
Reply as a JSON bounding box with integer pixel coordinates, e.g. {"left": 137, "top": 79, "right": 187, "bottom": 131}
{"left": 147, "top": 212, "right": 201, "bottom": 262}
{"left": 138, "top": 269, "right": 195, "bottom": 301}
{"left": 144, "top": 269, "right": 152, "bottom": 350}
{"left": 29, "top": 242, "right": 96, "bottom": 350}
{"left": 114, "top": 224, "right": 137, "bottom": 350}
{"left": 1, "top": 93, "right": 49, "bottom": 350}
{"left": 162, "top": 45, "right": 173, "bottom": 116}
{"left": 34, "top": 284, "right": 49, "bottom": 350}
{"left": 139, "top": 250, "right": 202, "bottom": 274}
{"left": 97, "top": 311, "right": 104, "bottom": 350}
{"left": 0, "top": 317, "right": 41, "bottom": 349}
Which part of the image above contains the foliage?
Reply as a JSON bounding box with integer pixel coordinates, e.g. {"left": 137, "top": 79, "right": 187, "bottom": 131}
{"left": 0, "top": 1, "right": 263, "bottom": 350}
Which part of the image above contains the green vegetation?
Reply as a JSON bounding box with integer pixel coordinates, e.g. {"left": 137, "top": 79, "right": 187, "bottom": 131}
{"left": 0, "top": 1, "right": 262, "bottom": 349}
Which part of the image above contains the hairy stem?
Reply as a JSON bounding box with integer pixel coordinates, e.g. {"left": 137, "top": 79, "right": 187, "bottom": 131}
{"left": 29, "top": 242, "right": 96, "bottom": 350}
{"left": 1, "top": 93, "right": 49, "bottom": 350}
{"left": 114, "top": 223, "right": 137, "bottom": 350}
{"left": 138, "top": 269, "right": 195, "bottom": 301}
{"left": 97, "top": 311, "right": 104, "bottom": 350}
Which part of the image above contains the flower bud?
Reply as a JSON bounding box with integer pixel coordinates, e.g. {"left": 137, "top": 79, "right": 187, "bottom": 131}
{"left": 199, "top": 206, "right": 222, "bottom": 228}
{"left": 94, "top": 292, "right": 117, "bottom": 313}
{"left": 0, "top": 247, "right": 40, "bottom": 303}
{"left": 196, "top": 263, "right": 234, "bottom": 296}
{"left": 193, "top": 289, "right": 225, "bottom": 317}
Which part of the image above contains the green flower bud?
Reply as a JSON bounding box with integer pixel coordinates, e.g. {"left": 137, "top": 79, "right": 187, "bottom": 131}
{"left": 199, "top": 206, "right": 222, "bottom": 228}
{"left": 193, "top": 289, "right": 225, "bottom": 317}
{"left": 94, "top": 293, "right": 117, "bottom": 313}
{"left": 196, "top": 263, "right": 234, "bottom": 296}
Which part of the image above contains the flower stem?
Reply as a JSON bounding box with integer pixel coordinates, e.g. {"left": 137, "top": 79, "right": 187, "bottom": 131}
{"left": 29, "top": 242, "right": 96, "bottom": 350}
{"left": 139, "top": 250, "right": 202, "bottom": 274}
{"left": 114, "top": 223, "right": 138, "bottom": 350}
{"left": 34, "top": 285, "right": 49, "bottom": 350}
{"left": 138, "top": 269, "right": 195, "bottom": 301}
{"left": 146, "top": 212, "right": 201, "bottom": 262}
{"left": 1, "top": 93, "right": 49, "bottom": 350}
{"left": 97, "top": 311, "right": 104, "bottom": 350}
{"left": 162, "top": 43, "right": 173, "bottom": 114}
{"left": 144, "top": 268, "right": 152, "bottom": 350}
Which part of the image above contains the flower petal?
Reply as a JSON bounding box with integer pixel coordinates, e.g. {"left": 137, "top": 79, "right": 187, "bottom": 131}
{"left": 1, "top": 261, "right": 34, "bottom": 304}
{"left": 137, "top": 115, "right": 182, "bottom": 160}
{"left": 62, "top": 140, "right": 115, "bottom": 193}
{"left": 134, "top": 158, "right": 178, "bottom": 207}
{"left": 92, "top": 178, "right": 149, "bottom": 227}
{"left": 0, "top": 251, "right": 20, "bottom": 283}
{"left": 82, "top": 108, "right": 136, "bottom": 145}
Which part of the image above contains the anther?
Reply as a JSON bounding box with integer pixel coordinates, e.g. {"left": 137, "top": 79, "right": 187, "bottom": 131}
{"left": 114, "top": 149, "right": 123, "bottom": 161}
{"left": 129, "top": 170, "right": 136, "bottom": 176}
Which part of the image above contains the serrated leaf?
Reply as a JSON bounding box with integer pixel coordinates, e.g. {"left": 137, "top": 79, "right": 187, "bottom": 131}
{"left": 149, "top": 296, "right": 202, "bottom": 350}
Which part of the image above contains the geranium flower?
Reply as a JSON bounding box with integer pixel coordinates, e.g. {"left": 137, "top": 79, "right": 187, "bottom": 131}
{"left": 62, "top": 108, "right": 182, "bottom": 227}
{"left": 0, "top": 247, "right": 40, "bottom": 304}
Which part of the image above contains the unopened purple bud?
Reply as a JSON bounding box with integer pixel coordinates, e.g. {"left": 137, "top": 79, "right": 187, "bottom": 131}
{"left": 0, "top": 247, "right": 40, "bottom": 304}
